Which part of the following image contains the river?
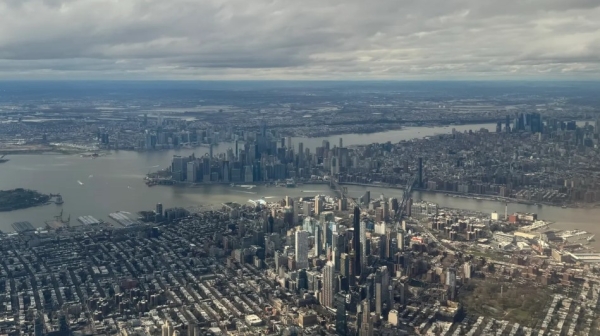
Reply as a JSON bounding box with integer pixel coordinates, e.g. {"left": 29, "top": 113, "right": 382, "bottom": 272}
{"left": 1, "top": 122, "right": 598, "bottom": 249}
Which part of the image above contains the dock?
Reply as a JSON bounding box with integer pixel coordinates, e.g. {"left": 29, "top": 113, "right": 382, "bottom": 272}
{"left": 11, "top": 221, "right": 35, "bottom": 233}
{"left": 77, "top": 216, "right": 102, "bottom": 225}
{"left": 109, "top": 212, "right": 137, "bottom": 227}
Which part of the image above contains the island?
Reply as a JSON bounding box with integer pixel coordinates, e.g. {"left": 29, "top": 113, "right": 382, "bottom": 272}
{"left": 0, "top": 188, "right": 50, "bottom": 211}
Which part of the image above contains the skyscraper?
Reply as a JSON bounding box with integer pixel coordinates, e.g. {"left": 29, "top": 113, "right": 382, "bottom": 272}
{"left": 353, "top": 206, "right": 361, "bottom": 276}
{"left": 295, "top": 230, "right": 309, "bottom": 269}
{"left": 314, "top": 226, "right": 322, "bottom": 257}
{"left": 222, "top": 161, "right": 230, "bottom": 183}
{"left": 322, "top": 262, "right": 335, "bottom": 308}
{"left": 359, "top": 299, "right": 373, "bottom": 336}
{"left": 186, "top": 161, "right": 197, "bottom": 183}
{"left": 335, "top": 292, "right": 348, "bottom": 336}
{"left": 362, "top": 191, "right": 371, "bottom": 205}
{"left": 360, "top": 219, "right": 367, "bottom": 271}
{"left": 303, "top": 201, "right": 311, "bottom": 217}
{"left": 315, "top": 196, "right": 323, "bottom": 215}
{"left": 447, "top": 267, "right": 456, "bottom": 300}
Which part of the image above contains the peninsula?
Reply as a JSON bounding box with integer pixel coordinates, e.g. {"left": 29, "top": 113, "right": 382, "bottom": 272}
{"left": 0, "top": 188, "right": 50, "bottom": 212}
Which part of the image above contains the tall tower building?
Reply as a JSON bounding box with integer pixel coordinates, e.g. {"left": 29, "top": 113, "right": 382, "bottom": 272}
{"left": 447, "top": 267, "right": 457, "bottom": 300}
{"left": 295, "top": 230, "right": 309, "bottom": 269}
{"left": 360, "top": 300, "right": 374, "bottom": 336}
{"left": 315, "top": 196, "right": 323, "bottom": 215}
{"left": 335, "top": 292, "right": 348, "bottom": 336}
{"left": 362, "top": 191, "right": 371, "bottom": 206}
{"left": 314, "top": 226, "right": 322, "bottom": 257}
{"left": 186, "top": 161, "right": 197, "bottom": 183}
{"left": 293, "top": 200, "right": 301, "bottom": 225}
{"left": 360, "top": 220, "right": 367, "bottom": 271}
{"left": 303, "top": 201, "right": 311, "bottom": 217}
{"left": 322, "top": 262, "right": 335, "bottom": 308}
{"left": 353, "top": 206, "right": 362, "bottom": 276}
{"left": 340, "top": 253, "right": 349, "bottom": 278}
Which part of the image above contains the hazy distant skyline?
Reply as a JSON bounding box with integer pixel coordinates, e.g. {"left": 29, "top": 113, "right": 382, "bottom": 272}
{"left": 1, "top": 0, "right": 599, "bottom": 80}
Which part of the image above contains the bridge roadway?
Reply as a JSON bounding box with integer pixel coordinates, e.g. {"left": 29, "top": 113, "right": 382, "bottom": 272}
{"left": 330, "top": 177, "right": 416, "bottom": 227}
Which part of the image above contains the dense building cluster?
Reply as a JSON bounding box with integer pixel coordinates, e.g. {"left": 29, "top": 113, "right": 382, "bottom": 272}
{"left": 164, "top": 130, "right": 350, "bottom": 183}
{"left": 3, "top": 187, "right": 600, "bottom": 336}
{"left": 337, "top": 118, "right": 600, "bottom": 206}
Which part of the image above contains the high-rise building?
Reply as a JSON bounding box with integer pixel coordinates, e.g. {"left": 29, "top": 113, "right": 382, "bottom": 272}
{"left": 322, "top": 262, "right": 335, "bottom": 308}
{"left": 156, "top": 203, "right": 163, "bottom": 217}
{"left": 464, "top": 262, "right": 472, "bottom": 279}
{"left": 222, "top": 161, "right": 230, "bottom": 183}
{"left": 293, "top": 200, "right": 301, "bottom": 225}
{"left": 340, "top": 253, "right": 350, "bottom": 278}
{"left": 359, "top": 300, "right": 373, "bottom": 336}
{"left": 360, "top": 219, "right": 367, "bottom": 270}
{"left": 375, "top": 282, "right": 383, "bottom": 315}
{"left": 353, "top": 206, "right": 361, "bottom": 276}
{"left": 298, "top": 142, "right": 304, "bottom": 167}
{"left": 447, "top": 267, "right": 456, "bottom": 300}
{"left": 295, "top": 230, "right": 309, "bottom": 269}
{"left": 315, "top": 196, "right": 323, "bottom": 215}
{"left": 330, "top": 156, "right": 338, "bottom": 175}
{"left": 338, "top": 197, "right": 348, "bottom": 211}
{"left": 335, "top": 292, "right": 348, "bottom": 336}
{"left": 314, "top": 226, "right": 322, "bottom": 257}
{"left": 303, "top": 201, "right": 311, "bottom": 217}
{"left": 397, "top": 231, "right": 404, "bottom": 251}
{"left": 187, "top": 161, "right": 197, "bottom": 183}
{"left": 362, "top": 191, "right": 371, "bottom": 205}
{"left": 162, "top": 320, "right": 171, "bottom": 336}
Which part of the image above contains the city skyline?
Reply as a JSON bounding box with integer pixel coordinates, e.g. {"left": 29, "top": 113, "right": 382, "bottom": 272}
{"left": 0, "top": 1, "right": 599, "bottom": 80}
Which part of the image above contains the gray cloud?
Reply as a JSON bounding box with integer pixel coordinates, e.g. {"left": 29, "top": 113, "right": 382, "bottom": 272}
{"left": 0, "top": 0, "right": 599, "bottom": 79}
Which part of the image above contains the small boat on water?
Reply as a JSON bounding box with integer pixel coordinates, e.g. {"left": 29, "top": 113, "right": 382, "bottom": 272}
{"left": 77, "top": 180, "right": 84, "bottom": 185}
{"left": 588, "top": 235, "right": 595, "bottom": 242}
{"left": 55, "top": 195, "right": 64, "bottom": 205}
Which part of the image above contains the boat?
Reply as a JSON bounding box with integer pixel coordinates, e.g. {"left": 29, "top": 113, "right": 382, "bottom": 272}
{"left": 0, "top": 155, "right": 8, "bottom": 164}
{"left": 77, "top": 180, "right": 84, "bottom": 185}
{"left": 588, "top": 235, "right": 595, "bottom": 242}
{"left": 561, "top": 205, "right": 567, "bottom": 209}
{"left": 55, "top": 195, "right": 64, "bottom": 205}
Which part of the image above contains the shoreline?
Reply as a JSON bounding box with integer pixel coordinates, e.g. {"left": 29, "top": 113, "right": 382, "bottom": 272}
{"left": 336, "top": 182, "right": 592, "bottom": 209}
{"left": 0, "top": 120, "right": 500, "bottom": 155}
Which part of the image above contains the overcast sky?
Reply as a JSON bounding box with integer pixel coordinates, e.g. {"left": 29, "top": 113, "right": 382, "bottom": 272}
{"left": 0, "top": 0, "right": 599, "bottom": 80}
